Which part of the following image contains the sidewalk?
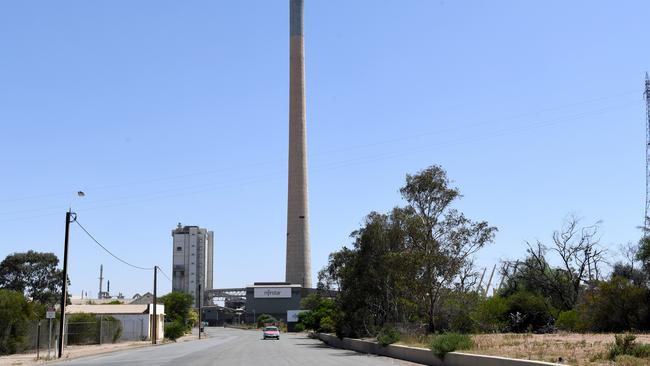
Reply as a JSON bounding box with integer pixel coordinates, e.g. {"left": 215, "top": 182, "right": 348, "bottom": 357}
{"left": 0, "top": 329, "right": 207, "bottom": 366}
{"left": 0, "top": 341, "right": 150, "bottom": 366}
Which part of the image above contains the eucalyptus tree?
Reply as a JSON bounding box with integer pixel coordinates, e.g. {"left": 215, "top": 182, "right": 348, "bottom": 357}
{"left": 320, "top": 165, "right": 496, "bottom": 335}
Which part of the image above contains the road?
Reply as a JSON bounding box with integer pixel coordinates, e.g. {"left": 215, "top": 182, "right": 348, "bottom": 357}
{"left": 51, "top": 327, "right": 415, "bottom": 366}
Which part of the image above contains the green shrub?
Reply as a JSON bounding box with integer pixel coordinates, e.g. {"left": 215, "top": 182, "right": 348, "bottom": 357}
{"left": 0, "top": 290, "right": 34, "bottom": 355}
{"left": 67, "top": 313, "right": 99, "bottom": 345}
{"left": 613, "top": 354, "right": 648, "bottom": 366}
{"left": 188, "top": 309, "right": 199, "bottom": 328}
{"left": 159, "top": 292, "right": 193, "bottom": 331}
{"left": 579, "top": 277, "right": 647, "bottom": 332}
{"left": 376, "top": 325, "right": 400, "bottom": 346}
{"left": 471, "top": 296, "right": 508, "bottom": 333}
{"left": 636, "top": 344, "right": 650, "bottom": 358}
{"left": 66, "top": 313, "right": 123, "bottom": 345}
{"left": 556, "top": 310, "right": 582, "bottom": 332}
{"left": 607, "top": 334, "right": 650, "bottom": 360}
{"left": 298, "top": 311, "right": 315, "bottom": 330}
{"left": 429, "top": 333, "right": 473, "bottom": 358}
{"left": 504, "top": 291, "right": 556, "bottom": 333}
{"left": 318, "top": 316, "right": 336, "bottom": 333}
{"left": 164, "top": 320, "right": 186, "bottom": 341}
{"left": 294, "top": 323, "right": 305, "bottom": 332}
{"left": 435, "top": 291, "right": 482, "bottom": 333}
{"left": 608, "top": 334, "right": 637, "bottom": 359}
{"left": 257, "top": 314, "right": 278, "bottom": 328}
{"left": 298, "top": 296, "right": 339, "bottom": 332}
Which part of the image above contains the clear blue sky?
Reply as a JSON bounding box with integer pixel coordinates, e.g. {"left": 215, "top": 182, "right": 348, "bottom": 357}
{"left": 1, "top": 0, "right": 648, "bottom": 299}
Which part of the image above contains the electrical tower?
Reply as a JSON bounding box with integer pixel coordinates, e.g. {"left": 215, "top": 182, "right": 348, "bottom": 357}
{"left": 645, "top": 73, "right": 650, "bottom": 233}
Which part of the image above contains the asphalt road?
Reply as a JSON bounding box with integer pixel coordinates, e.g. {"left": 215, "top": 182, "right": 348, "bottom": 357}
{"left": 51, "top": 327, "right": 415, "bottom": 366}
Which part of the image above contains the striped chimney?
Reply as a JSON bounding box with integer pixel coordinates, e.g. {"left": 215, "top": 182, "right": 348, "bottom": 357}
{"left": 285, "top": 0, "right": 311, "bottom": 288}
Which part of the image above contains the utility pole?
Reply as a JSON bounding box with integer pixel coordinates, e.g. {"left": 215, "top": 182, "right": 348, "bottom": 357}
{"left": 152, "top": 266, "right": 157, "bottom": 345}
{"left": 645, "top": 72, "right": 650, "bottom": 234}
{"left": 198, "top": 283, "right": 202, "bottom": 340}
{"left": 57, "top": 210, "right": 72, "bottom": 358}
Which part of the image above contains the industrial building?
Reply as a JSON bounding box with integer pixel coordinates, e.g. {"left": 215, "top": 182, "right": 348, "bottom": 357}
{"left": 244, "top": 283, "right": 302, "bottom": 324}
{"left": 172, "top": 224, "right": 214, "bottom": 306}
{"left": 65, "top": 304, "right": 165, "bottom": 342}
{"left": 203, "top": 282, "right": 313, "bottom": 331}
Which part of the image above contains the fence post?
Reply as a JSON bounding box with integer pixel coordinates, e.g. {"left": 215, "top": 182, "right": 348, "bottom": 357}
{"left": 48, "top": 318, "right": 52, "bottom": 359}
{"left": 36, "top": 321, "right": 41, "bottom": 360}
{"left": 99, "top": 316, "right": 103, "bottom": 345}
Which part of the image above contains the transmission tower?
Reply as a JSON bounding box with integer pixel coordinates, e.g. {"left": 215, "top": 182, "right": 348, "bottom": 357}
{"left": 645, "top": 73, "right": 650, "bottom": 233}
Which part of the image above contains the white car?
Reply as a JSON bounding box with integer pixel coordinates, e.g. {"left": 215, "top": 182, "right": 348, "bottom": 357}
{"left": 262, "top": 326, "right": 280, "bottom": 340}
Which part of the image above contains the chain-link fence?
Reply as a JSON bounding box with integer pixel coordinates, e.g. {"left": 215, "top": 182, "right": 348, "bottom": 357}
{"left": 4, "top": 315, "right": 151, "bottom": 357}
{"left": 119, "top": 317, "right": 149, "bottom": 341}
{"left": 66, "top": 319, "right": 121, "bottom": 345}
{"left": 4, "top": 319, "right": 61, "bottom": 357}
{"left": 23, "top": 316, "right": 143, "bottom": 351}
{"left": 65, "top": 314, "right": 130, "bottom": 345}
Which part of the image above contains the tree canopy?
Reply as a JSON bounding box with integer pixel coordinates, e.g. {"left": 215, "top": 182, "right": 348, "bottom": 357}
{"left": 0, "top": 289, "right": 37, "bottom": 355}
{"left": 320, "top": 165, "right": 497, "bottom": 336}
{"left": 0, "top": 250, "right": 65, "bottom": 305}
{"left": 160, "top": 292, "right": 193, "bottom": 330}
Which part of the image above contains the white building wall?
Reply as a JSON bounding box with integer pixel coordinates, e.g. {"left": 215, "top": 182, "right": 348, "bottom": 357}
{"left": 97, "top": 308, "right": 164, "bottom": 342}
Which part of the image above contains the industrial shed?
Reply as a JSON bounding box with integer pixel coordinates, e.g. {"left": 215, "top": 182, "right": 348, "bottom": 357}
{"left": 65, "top": 304, "right": 165, "bottom": 342}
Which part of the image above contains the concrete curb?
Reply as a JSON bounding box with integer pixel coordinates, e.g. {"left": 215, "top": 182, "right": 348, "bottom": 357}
{"left": 316, "top": 333, "right": 561, "bottom": 366}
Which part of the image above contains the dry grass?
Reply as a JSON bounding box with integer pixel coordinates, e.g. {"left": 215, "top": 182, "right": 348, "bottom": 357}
{"left": 398, "top": 333, "right": 650, "bottom": 365}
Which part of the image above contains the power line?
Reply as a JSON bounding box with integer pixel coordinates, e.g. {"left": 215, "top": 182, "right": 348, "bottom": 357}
{"left": 157, "top": 267, "right": 172, "bottom": 282}
{"left": 0, "top": 89, "right": 640, "bottom": 206}
{"left": 74, "top": 219, "right": 154, "bottom": 271}
{"left": 0, "top": 96, "right": 640, "bottom": 223}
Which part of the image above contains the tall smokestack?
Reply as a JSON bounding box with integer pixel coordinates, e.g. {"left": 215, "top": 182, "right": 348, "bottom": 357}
{"left": 286, "top": 0, "right": 311, "bottom": 288}
{"left": 99, "top": 264, "right": 103, "bottom": 297}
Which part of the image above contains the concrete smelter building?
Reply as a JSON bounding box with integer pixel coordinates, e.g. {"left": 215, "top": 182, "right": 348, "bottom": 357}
{"left": 172, "top": 224, "right": 214, "bottom": 306}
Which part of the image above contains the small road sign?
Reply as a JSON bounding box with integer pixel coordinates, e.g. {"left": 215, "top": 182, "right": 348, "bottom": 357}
{"left": 46, "top": 308, "right": 56, "bottom": 319}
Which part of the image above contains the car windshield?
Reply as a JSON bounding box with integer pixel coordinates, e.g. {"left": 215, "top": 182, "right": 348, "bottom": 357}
{"left": 264, "top": 327, "right": 278, "bottom": 331}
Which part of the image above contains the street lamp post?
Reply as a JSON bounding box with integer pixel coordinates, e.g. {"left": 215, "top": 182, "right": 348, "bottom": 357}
{"left": 58, "top": 191, "right": 84, "bottom": 358}
{"left": 57, "top": 210, "right": 73, "bottom": 358}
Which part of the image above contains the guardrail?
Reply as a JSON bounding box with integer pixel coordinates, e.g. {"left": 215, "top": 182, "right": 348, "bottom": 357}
{"left": 316, "top": 333, "right": 561, "bottom": 366}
